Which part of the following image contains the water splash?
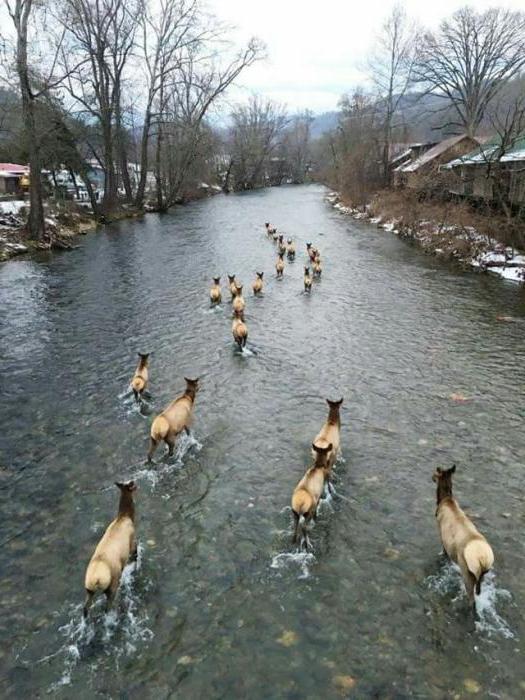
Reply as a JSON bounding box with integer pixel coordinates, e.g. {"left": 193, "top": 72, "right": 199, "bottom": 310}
{"left": 427, "top": 561, "right": 514, "bottom": 639}
{"left": 318, "top": 491, "right": 335, "bottom": 513}
{"left": 235, "top": 345, "right": 255, "bottom": 357}
{"left": 48, "top": 544, "right": 152, "bottom": 690}
{"left": 270, "top": 551, "right": 315, "bottom": 579}
{"left": 475, "top": 572, "right": 514, "bottom": 639}
{"left": 132, "top": 432, "right": 203, "bottom": 487}
{"left": 118, "top": 384, "right": 153, "bottom": 417}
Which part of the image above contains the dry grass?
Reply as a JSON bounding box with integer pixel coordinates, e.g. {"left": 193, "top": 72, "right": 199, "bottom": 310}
{"left": 369, "top": 189, "right": 525, "bottom": 253}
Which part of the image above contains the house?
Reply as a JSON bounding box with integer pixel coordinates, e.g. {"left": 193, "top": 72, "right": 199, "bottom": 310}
{"left": 0, "top": 163, "right": 29, "bottom": 195}
{"left": 443, "top": 135, "right": 525, "bottom": 206}
{"left": 390, "top": 142, "right": 438, "bottom": 185}
{"left": 393, "top": 135, "right": 480, "bottom": 189}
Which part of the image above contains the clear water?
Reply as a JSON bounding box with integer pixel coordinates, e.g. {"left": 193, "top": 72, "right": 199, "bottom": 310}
{"left": 1, "top": 184, "right": 525, "bottom": 698}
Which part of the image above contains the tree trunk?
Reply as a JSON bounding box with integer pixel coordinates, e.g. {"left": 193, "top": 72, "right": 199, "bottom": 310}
{"left": 115, "top": 98, "right": 133, "bottom": 202}
{"left": 155, "top": 121, "right": 164, "bottom": 211}
{"left": 134, "top": 106, "right": 152, "bottom": 208}
{"left": 101, "top": 118, "right": 118, "bottom": 216}
{"left": 78, "top": 170, "right": 101, "bottom": 219}
{"left": 222, "top": 158, "right": 233, "bottom": 192}
{"left": 69, "top": 167, "right": 80, "bottom": 199}
{"left": 15, "top": 3, "right": 46, "bottom": 241}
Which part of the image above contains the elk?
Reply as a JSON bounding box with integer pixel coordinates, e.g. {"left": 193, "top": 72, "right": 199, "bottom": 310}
{"left": 148, "top": 378, "right": 200, "bottom": 462}
{"left": 83, "top": 481, "right": 138, "bottom": 618}
{"left": 210, "top": 276, "right": 222, "bottom": 304}
{"left": 433, "top": 465, "right": 494, "bottom": 607}
{"left": 276, "top": 253, "right": 285, "bottom": 278}
{"left": 312, "top": 398, "right": 343, "bottom": 491}
{"left": 232, "top": 284, "right": 246, "bottom": 314}
{"left": 252, "top": 271, "right": 264, "bottom": 295}
{"left": 130, "top": 353, "right": 150, "bottom": 402}
{"left": 232, "top": 308, "right": 248, "bottom": 350}
{"left": 304, "top": 266, "right": 312, "bottom": 292}
{"left": 291, "top": 444, "right": 332, "bottom": 550}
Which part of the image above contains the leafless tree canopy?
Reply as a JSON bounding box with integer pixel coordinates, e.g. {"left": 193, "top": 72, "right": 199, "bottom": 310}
{"left": 1, "top": 0, "right": 264, "bottom": 235}
{"left": 367, "top": 4, "right": 417, "bottom": 182}
{"left": 413, "top": 6, "right": 525, "bottom": 136}
{"left": 227, "top": 95, "right": 289, "bottom": 191}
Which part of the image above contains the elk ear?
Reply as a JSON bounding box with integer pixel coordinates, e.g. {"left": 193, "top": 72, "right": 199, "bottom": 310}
{"left": 327, "top": 443, "right": 333, "bottom": 452}
{"left": 450, "top": 464, "right": 456, "bottom": 474}
{"left": 312, "top": 442, "right": 320, "bottom": 453}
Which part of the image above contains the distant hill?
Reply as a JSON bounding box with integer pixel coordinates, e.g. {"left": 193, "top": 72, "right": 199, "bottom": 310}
{"left": 310, "top": 111, "right": 338, "bottom": 137}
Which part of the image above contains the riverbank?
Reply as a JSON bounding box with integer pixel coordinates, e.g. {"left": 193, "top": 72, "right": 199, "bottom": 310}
{"left": 326, "top": 190, "right": 525, "bottom": 284}
{"left": 0, "top": 200, "right": 104, "bottom": 262}
{"left": 0, "top": 183, "right": 223, "bottom": 262}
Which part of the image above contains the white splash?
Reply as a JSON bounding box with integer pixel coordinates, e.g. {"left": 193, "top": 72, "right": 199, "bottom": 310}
{"left": 48, "top": 544, "right": 152, "bottom": 690}
{"left": 133, "top": 432, "right": 203, "bottom": 486}
{"left": 270, "top": 551, "right": 315, "bottom": 579}
{"left": 318, "top": 491, "right": 335, "bottom": 513}
{"left": 427, "top": 561, "right": 514, "bottom": 639}
{"left": 119, "top": 384, "right": 153, "bottom": 417}
{"left": 474, "top": 571, "right": 514, "bottom": 639}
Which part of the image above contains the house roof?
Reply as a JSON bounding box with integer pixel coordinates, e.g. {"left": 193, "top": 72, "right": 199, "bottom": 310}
{"left": 390, "top": 148, "right": 412, "bottom": 166}
{"left": 445, "top": 133, "right": 525, "bottom": 167}
{"left": 0, "top": 163, "right": 29, "bottom": 176}
{"left": 389, "top": 141, "right": 438, "bottom": 166}
{"left": 399, "top": 135, "right": 475, "bottom": 173}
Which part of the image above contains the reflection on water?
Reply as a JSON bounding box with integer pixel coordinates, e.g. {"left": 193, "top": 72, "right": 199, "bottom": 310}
{"left": 1, "top": 185, "right": 525, "bottom": 698}
{"left": 0, "top": 260, "right": 51, "bottom": 366}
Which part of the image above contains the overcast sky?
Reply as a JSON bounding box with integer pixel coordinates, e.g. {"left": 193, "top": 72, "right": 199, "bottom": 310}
{"left": 208, "top": 0, "right": 525, "bottom": 114}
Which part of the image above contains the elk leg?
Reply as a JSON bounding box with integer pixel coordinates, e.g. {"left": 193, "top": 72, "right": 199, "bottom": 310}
{"left": 166, "top": 435, "right": 175, "bottom": 457}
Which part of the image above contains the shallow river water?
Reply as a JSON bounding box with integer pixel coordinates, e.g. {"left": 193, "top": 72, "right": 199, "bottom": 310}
{"left": 1, "top": 184, "right": 525, "bottom": 699}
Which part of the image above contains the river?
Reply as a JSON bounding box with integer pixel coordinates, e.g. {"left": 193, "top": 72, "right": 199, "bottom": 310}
{"left": 1, "top": 184, "right": 524, "bottom": 698}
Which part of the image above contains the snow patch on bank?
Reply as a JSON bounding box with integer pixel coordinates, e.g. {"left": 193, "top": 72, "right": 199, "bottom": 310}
{"left": 325, "top": 191, "right": 525, "bottom": 285}
{"left": 0, "top": 200, "right": 26, "bottom": 215}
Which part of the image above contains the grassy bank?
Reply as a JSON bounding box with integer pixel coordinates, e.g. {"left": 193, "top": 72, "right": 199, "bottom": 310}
{"left": 326, "top": 190, "right": 525, "bottom": 284}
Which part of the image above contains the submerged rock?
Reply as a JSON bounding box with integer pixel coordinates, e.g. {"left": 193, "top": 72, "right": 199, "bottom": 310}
{"left": 177, "top": 655, "right": 194, "bottom": 666}
{"left": 276, "top": 629, "right": 298, "bottom": 647}
{"left": 449, "top": 392, "right": 470, "bottom": 403}
{"left": 333, "top": 674, "right": 356, "bottom": 692}
{"left": 463, "top": 678, "right": 481, "bottom": 694}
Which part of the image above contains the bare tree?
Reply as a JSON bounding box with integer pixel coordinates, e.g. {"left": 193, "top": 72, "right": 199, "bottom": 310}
{"left": 5, "top": 0, "right": 47, "bottom": 239}
{"left": 485, "top": 98, "right": 525, "bottom": 231}
{"left": 134, "top": 0, "right": 203, "bottom": 208}
{"left": 228, "top": 95, "right": 288, "bottom": 191}
{"left": 284, "top": 110, "right": 314, "bottom": 184}
{"left": 414, "top": 6, "right": 525, "bottom": 136}
{"left": 158, "top": 38, "right": 264, "bottom": 207}
{"left": 321, "top": 88, "right": 382, "bottom": 206}
{"left": 367, "top": 4, "right": 417, "bottom": 184}
{"left": 58, "top": 0, "right": 138, "bottom": 216}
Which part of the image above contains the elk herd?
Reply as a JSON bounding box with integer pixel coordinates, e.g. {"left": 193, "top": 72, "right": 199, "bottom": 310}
{"left": 82, "top": 220, "right": 495, "bottom": 622}
{"left": 209, "top": 221, "right": 324, "bottom": 352}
